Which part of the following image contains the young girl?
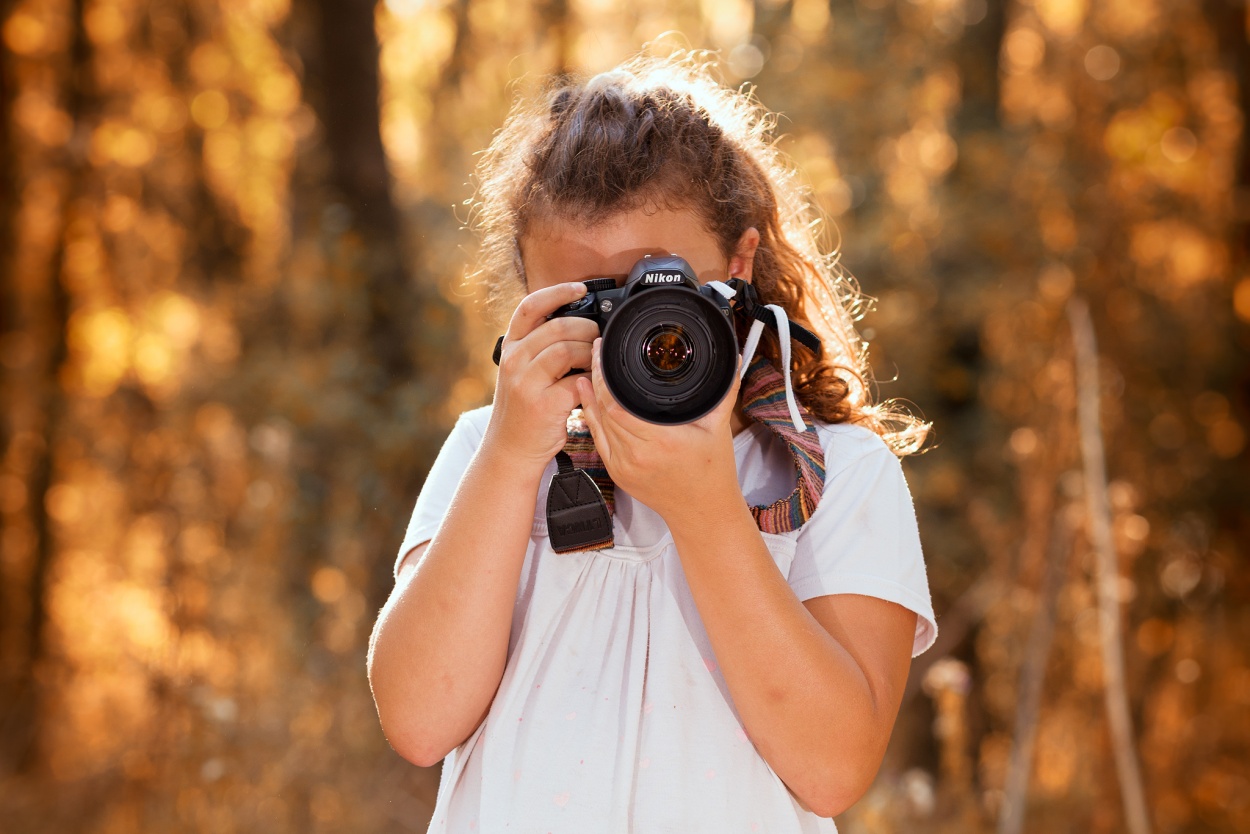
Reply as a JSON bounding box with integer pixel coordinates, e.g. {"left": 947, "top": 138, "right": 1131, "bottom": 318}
{"left": 368, "top": 53, "right": 938, "bottom": 832}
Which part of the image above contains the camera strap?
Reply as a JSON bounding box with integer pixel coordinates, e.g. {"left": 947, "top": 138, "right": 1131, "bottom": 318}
{"left": 546, "top": 449, "right": 614, "bottom": 553}
{"left": 552, "top": 354, "right": 828, "bottom": 548}
{"left": 714, "top": 279, "right": 823, "bottom": 433}
{"left": 719, "top": 278, "right": 823, "bottom": 357}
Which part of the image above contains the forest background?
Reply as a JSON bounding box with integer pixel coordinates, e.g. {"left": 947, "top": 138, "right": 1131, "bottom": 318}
{"left": 1, "top": 0, "right": 1248, "bottom": 832}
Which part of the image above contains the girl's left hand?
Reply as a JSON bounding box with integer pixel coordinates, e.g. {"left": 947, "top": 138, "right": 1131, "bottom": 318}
{"left": 576, "top": 337, "right": 742, "bottom": 522}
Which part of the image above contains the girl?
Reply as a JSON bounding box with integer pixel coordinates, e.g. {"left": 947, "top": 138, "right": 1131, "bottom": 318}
{"left": 368, "top": 53, "right": 938, "bottom": 832}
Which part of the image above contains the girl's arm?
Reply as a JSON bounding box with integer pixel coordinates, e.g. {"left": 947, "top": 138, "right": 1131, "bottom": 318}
{"left": 664, "top": 499, "right": 916, "bottom": 818}
{"left": 578, "top": 339, "right": 916, "bottom": 816}
{"left": 368, "top": 282, "right": 598, "bottom": 767}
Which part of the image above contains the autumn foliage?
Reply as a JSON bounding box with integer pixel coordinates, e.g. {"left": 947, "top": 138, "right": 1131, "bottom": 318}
{"left": 1, "top": 1, "right": 1248, "bottom": 832}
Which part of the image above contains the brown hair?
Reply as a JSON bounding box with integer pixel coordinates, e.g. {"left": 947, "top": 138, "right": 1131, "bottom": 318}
{"left": 470, "top": 52, "right": 927, "bottom": 454}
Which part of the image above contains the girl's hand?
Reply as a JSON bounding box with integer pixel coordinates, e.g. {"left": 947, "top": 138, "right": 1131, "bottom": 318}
{"left": 484, "top": 283, "right": 600, "bottom": 469}
{"left": 576, "top": 337, "right": 742, "bottom": 523}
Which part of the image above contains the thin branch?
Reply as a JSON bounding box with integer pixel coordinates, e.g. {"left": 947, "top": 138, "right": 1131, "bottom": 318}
{"left": 1067, "top": 297, "right": 1152, "bottom": 834}
{"left": 902, "top": 574, "right": 1000, "bottom": 705}
{"left": 997, "top": 509, "right": 1072, "bottom": 834}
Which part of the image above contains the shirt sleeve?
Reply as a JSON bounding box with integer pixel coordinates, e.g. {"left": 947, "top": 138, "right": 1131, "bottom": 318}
{"left": 393, "top": 408, "right": 488, "bottom": 579}
{"left": 788, "top": 432, "right": 938, "bottom": 657}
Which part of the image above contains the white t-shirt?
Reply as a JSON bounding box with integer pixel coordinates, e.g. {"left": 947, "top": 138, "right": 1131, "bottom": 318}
{"left": 396, "top": 405, "right": 937, "bottom": 833}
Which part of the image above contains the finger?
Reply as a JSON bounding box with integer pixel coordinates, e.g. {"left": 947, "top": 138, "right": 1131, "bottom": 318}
{"left": 500, "top": 315, "right": 599, "bottom": 374}
{"left": 590, "top": 337, "right": 649, "bottom": 441}
{"left": 548, "top": 372, "right": 589, "bottom": 412}
{"left": 531, "top": 339, "right": 595, "bottom": 383}
{"left": 497, "top": 317, "right": 597, "bottom": 385}
{"left": 696, "top": 357, "right": 743, "bottom": 431}
{"left": 576, "top": 376, "right": 611, "bottom": 463}
{"left": 589, "top": 337, "right": 614, "bottom": 416}
{"left": 522, "top": 316, "right": 600, "bottom": 355}
{"left": 505, "top": 282, "right": 588, "bottom": 342}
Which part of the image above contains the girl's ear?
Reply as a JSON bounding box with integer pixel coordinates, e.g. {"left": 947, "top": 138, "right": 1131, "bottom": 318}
{"left": 729, "top": 227, "right": 761, "bottom": 283}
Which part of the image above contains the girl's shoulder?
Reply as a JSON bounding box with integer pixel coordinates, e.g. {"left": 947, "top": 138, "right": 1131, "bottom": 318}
{"left": 810, "top": 420, "right": 898, "bottom": 479}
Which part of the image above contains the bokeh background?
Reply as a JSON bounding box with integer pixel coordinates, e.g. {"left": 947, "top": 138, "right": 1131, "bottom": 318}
{"left": 1, "top": 0, "right": 1248, "bottom": 831}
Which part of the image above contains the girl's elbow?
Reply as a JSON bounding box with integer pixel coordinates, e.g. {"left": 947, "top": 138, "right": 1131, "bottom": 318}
{"left": 378, "top": 713, "right": 453, "bottom": 768}
{"left": 392, "top": 734, "right": 449, "bottom": 769}
{"left": 795, "top": 758, "right": 881, "bottom": 819}
{"left": 801, "top": 785, "right": 861, "bottom": 820}
{"left": 373, "top": 690, "right": 485, "bottom": 769}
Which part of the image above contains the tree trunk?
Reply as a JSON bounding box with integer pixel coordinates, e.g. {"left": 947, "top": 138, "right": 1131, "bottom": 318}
{"left": 0, "top": 0, "right": 87, "bottom": 775}
{"left": 303, "top": 0, "right": 417, "bottom": 380}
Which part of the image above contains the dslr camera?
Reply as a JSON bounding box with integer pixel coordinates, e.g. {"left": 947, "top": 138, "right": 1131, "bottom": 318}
{"left": 550, "top": 255, "right": 739, "bottom": 425}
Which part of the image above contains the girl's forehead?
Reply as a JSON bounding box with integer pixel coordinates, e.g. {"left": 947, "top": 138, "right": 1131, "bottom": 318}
{"left": 520, "top": 205, "right": 715, "bottom": 255}
{"left": 523, "top": 204, "right": 711, "bottom": 246}
{"left": 520, "top": 206, "right": 725, "bottom": 289}
{"left": 520, "top": 205, "right": 725, "bottom": 287}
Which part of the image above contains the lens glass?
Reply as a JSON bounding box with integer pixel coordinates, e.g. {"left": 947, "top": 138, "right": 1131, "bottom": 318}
{"left": 642, "top": 325, "right": 693, "bottom": 377}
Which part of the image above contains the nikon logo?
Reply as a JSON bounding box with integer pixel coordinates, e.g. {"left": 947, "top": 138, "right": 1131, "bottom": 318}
{"left": 641, "top": 272, "right": 684, "bottom": 284}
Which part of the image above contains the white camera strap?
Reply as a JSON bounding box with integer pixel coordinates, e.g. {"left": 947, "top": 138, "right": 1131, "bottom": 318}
{"left": 705, "top": 280, "right": 806, "bottom": 433}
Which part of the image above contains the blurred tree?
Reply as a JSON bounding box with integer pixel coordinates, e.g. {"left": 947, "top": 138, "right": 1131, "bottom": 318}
{"left": 0, "top": 0, "right": 81, "bottom": 777}
{"left": 301, "top": 0, "right": 414, "bottom": 377}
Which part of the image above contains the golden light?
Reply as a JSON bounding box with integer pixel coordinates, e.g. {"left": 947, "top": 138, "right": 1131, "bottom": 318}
{"left": 257, "top": 70, "right": 300, "bottom": 115}
{"left": 1235, "top": 278, "right": 1250, "bottom": 323}
{"left": 791, "top": 0, "right": 830, "bottom": 40}
{"left": 1208, "top": 419, "right": 1246, "bottom": 459}
{"left": 112, "top": 127, "right": 156, "bottom": 167}
{"left": 189, "top": 43, "right": 233, "bottom": 86}
{"left": 45, "top": 483, "right": 84, "bottom": 524}
{"left": 1160, "top": 127, "right": 1198, "bottom": 163}
{"left": 311, "top": 566, "right": 348, "bottom": 604}
{"left": 1009, "top": 427, "right": 1039, "bottom": 457}
{"left": 68, "top": 307, "right": 132, "bottom": 397}
{"left": 13, "top": 91, "right": 73, "bottom": 146}
{"left": 89, "top": 120, "right": 153, "bottom": 167}
{"left": 84, "top": 1, "right": 127, "bottom": 46}
{"left": 1003, "top": 27, "right": 1045, "bottom": 75}
{"left": 191, "top": 90, "right": 231, "bottom": 130}
{"left": 153, "top": 292, "right": 202, "bottom": 348}
{"left": 203, "top": 128, "right": 242, "bottom": 175}
{"left": 1035, "top": 0, "right": 1087, "bottom": 37}
{"left": 2, "top": 10, "right": 46, "bottom": 56}
{"left": 1085, "top": 44, "right": 1121, "bottom": 81}
{"left": 133, "top": 332, "right": 174, "bottom": 386}
{"left": 134, "top": 92, "right": 189, "bottom": 134}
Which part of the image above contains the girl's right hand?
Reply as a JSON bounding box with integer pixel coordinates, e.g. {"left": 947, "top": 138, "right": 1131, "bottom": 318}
{"left": 483, "top": 282, "right": 600, "bottom": 468}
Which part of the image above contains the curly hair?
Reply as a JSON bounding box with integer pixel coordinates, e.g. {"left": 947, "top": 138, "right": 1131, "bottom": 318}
{"left": 469, "top": 51, "right": 927, "bottom": 454}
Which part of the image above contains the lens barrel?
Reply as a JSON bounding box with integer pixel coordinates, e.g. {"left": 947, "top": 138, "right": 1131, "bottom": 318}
{"left": 600, "top": 287, "right": 737, "bottom": 424}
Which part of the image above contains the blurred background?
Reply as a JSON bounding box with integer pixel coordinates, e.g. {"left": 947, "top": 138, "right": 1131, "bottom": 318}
{"left": 1, "top": 0, "right": 1247, "bottom": 831}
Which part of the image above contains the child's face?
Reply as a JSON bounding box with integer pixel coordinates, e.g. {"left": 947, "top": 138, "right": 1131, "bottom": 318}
{"left": 520, "top": 206, "right": 757, "bottom": 293}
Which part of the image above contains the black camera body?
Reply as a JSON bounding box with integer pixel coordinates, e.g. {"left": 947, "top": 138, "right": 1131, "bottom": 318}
{"left": 551, "top": 255, "right": 739, "bottom": 425}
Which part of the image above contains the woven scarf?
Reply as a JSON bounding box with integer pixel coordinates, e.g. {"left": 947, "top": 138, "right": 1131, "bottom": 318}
{"left": 561, "top": 354, "right": 826, "bottom": 539}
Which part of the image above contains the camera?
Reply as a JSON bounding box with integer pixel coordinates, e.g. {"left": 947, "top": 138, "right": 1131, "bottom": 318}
{"left": 550, "top": 255, "right": 739, "bottom": 425}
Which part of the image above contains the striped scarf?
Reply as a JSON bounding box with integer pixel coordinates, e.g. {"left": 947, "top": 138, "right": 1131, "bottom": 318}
{"left": 562, "top": 354, "right": 826, "bottom": 536}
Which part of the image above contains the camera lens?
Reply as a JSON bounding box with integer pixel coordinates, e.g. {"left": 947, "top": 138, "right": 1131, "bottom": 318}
{"left": 641, "top": 325, "right": 694, "bottom": 378}
{"left": 600, "top": 287, "right": 737, "bottom": 425}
